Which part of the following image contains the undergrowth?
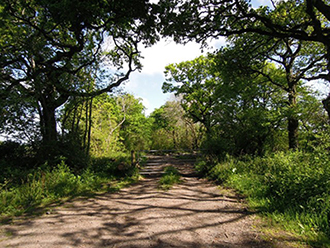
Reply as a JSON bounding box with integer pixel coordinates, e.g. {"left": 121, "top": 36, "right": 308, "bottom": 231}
{"left": 196, "top": 151, "right": 330, "bottom": 247}
{"left": 158, "top": 166, "right": 181, "bottom": 190}
{"left": 0, "top": 156, "right": 139, "bottom": 218}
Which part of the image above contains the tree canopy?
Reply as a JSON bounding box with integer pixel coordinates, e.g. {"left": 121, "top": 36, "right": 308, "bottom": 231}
{"left": 0, "top": 0, "right": 157, "bottom": 147}
{"left": 1, "top": 0, "right": 330, "bottom": 159}
{"left": 158, "top": 0, "right": 330, "bottom": 116}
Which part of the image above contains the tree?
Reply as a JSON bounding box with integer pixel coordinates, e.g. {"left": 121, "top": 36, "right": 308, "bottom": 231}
{"left": 0, "top": 0, "right": 157, "bottom": 151}
{"left": 149, "top": 106, "right": 171, "bottom": 150}
{"left": 86, "top": 93, "right": 126, "bottom": 157}
{"left": 218, "top": 34, "right": 326, "bottom": 149}
{"left": 163, "top": 56, "right": 219, "bottom": 135}
{"left": 158, "top": 0, "right": 330, "bottom": 117}
{"left": 118, "top": 94, "right": 152, "bottom": 152}
{"left": 60, "top": 94, "right": 94, "bottom": 157}
{"left": 163, "top": 54, "right": 292, "bottom": 155}
{"left": 149, "top": 100, "right": 202, "bottom": 150}
{"left": 297, "top": 88, "right": 329, "bottom": 151}
{"left": 62, "top": 93, "right": 151, "bottom": 157}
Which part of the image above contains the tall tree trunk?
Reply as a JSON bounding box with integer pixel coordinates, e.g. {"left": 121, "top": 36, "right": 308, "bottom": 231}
{"left": 86, "top": 97, "right": 93, "bottom": 156}
{"left": 288, "top": 86, "right": 299, "bottom": 149}
{"left": 323, "top": 48, "right": 330, "bottom": 120}
{"left": 322, "top": 94, "right": 330, "bottom": 121}
{"left": 38, "top": 93, "right": 68, "bottom": 155}
{"left": 83, "top": 97, "right": 88, "bottom": 150}
{"left": 172, "top": 130, "right": 178, "bottom": 149}
{"left": 39, "top": 102, "right": 58, "bottom": 160}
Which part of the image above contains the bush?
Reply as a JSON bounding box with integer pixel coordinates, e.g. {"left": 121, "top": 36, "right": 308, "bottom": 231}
{"left": 0, "top": 141, "right": 40, "bottom": 188}
{"left": 198, "top": 151, "right": 330, "bottom": 244}
{"left": 159, "top": 166, "right": 181, "bottom": 190}
{"left": 90, "top": 151, "right": 136, "bottom": 177}
{"left": 0, "top": 154, "right": 139, "bottom": 217}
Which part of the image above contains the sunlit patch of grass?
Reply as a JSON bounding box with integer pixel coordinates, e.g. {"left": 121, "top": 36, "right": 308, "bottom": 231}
{"left": 256, "top": 216, "right": 311, "bottom": 248}
{"left": 0, "top": 158, "right": 141, "bottom": 219}
{"left": 197, "top": 151, "right": 330, "bottom": 247}
{"left": 158, "top": 166, "right": 181, "bottom": 190}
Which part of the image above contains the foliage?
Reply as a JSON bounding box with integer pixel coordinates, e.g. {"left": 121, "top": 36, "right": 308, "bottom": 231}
{"left": 197, "top": 151, "right": 330, "bottom": 245}
{"left": 164, "top": 54, "right": 284, "bottom": 156}
{"left": 0, "top": 139, "right": 91, "bottom": 174}
{"left": 119, "top": 94, "right": 152, "bottom": 152}
{"left": 0, "top": 0, "right": 158, "bottom": 154}
{"left": 158, "top": 166, "right": 181, "bottom": 190}
{"left": 164, "top": 50, "right": 328, "bottom": 157}
{"left": 0, "top": 91, "right": 147, "bottom": 218}
{"left": 61, "top": 93, "right": 151, "bottom": 159}
{"left": 0, "top": 141, "right": 38, "bottom": 187}
{"left": 158, "top": 0, "right": 330, "bottom": 119}
{"left": 149, "top": 100, "right": 202, "bottom": 150}
{"left": 221, "top": 34, "right": 326, "bottom": 149}
{"left": 164, "top": 56, "right": 219, "bottom": 133}
{"left": 0, "top": 155, "right": 139, "bottom": 217}
{"left": 149, "top": 105, "right": 175, "bottom": 150}
{"left": 87, "top": 94, "right": 125, "bottom": 156}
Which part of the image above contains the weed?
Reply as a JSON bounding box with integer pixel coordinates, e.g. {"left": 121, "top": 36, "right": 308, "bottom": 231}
{"left": 158, "top": 166, "right": 181, "bottom": 190}
{"left": 0, "top": 156, "right": 140, "bottom": 218}
{"left": 197, "top": 151, "right": 330, "bottom": 247}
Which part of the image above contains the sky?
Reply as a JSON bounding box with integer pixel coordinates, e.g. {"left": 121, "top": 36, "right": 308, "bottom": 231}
{"left": 119, "top": 38, "right": 226, "bottom": 115}
{"left": 118, "top": 0, "right": 276, "bottom": 116}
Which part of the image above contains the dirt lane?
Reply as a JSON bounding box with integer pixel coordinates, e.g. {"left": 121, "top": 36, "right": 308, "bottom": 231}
{"left": 0, "top": 155, "right": 271, "bottom": 248}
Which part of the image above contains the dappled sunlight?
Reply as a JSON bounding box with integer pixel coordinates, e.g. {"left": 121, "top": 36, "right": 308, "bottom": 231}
{"left": 0, "top": 155, "right": 271, "bottom": 248}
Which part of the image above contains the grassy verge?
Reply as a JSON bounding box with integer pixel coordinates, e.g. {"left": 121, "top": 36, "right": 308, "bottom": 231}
{"left": 158, "top": 166, "right": 181, "bottom": 190}
{"left": 196, "top": 151, "right": 330, "bottom": 247}
{"left": 0, "top": 156, "right": 140, "bottom": 219}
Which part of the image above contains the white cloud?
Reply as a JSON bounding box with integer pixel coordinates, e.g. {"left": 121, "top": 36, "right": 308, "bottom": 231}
{"left": 140, "top": 97, "right": 152, "bottom": 116}
{"left": 121, "top": 72, "right": 163, "bottom": 94}
{"left": 122, "top": 78, "right": 139, "bottom": 91}
{"left": 138, "top": 38, "right": 225, "bottom": 75}
{"left": 121, "top": 37, "right": 227, "bottom": 115}
{"left": 139, "top": 40, "right": 199, "bottom": 75}
{"left": 251, "top": 0, "right": 274, "bottom": 8}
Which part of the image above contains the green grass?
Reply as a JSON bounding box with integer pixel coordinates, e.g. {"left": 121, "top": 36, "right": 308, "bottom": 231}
{"left": 0, "top": 157, "right": 140, "bottom": 219}
{"left": 158, "top": 166, "right": 181, "bottom": 190}
{"left": 197, "top": 151, "right": 330, "bottom": 247}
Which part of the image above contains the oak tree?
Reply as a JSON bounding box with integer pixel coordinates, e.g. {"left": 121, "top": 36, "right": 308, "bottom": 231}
{"left": 0, "top": 0, "right": 157, "bottom": 151}
{"left": 158, "top": 0, "right": 330, "bottom": 117}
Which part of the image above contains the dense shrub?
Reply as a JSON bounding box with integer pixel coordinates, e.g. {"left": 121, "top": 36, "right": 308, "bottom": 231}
{"left": 0, "top": 141, "right": 39, "bottom": 186}
{"left": 197, "top": 151, "right": 330, "bottom": 243}
{"left": 90, "top": 151, "right": 136, "bottom": 177}
{"left": 0, "top": 152, "right": 139, "bottom": 217}
{"left": 0, "top": 161, "right": 101, "bottom": 215}
{"left": 158, "top": 166, "right": 181, "bottom": 190}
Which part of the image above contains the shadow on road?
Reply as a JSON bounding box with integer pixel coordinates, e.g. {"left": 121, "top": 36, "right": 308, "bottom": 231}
{"left": 0, "top": 155, "right": 299, "bottom": 247}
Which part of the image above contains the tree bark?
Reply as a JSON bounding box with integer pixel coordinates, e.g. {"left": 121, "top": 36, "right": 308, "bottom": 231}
{"left": 86, "top": 97, "right": 93, "bottom": 156}
{"left": 288, "top": 86, "right": 299, "bottom": 149}
{"left": 38, "top": 92, "right": 69, "bottom": 151}
{"left": 288, "top": 117, "right": 299, "bottom": 149}
{"left": 40, "top": 103, "right": 58, "bottom": 146}
{"left": 322, "top": 94, "right": 330, "bottom": 121}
